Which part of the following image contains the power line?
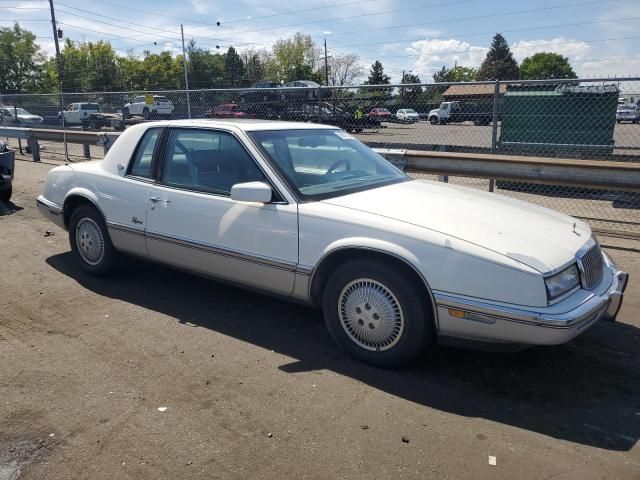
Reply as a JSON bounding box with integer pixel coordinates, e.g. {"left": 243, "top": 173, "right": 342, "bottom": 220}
{"left": 332, "top": 16, "right": 640, "bottom": 49}
{"left": 210, "top": 0, "right": 480, "bottom": 39}
{"left": 325, "top": 0, "right": 625, "bottom": 38}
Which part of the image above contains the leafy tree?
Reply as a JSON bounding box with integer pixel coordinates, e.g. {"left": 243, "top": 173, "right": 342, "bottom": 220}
{"left": 241, "top": 49, "right": 267, "bottom": 85}
{"left": 520, "top": 52, "right": 576, "bottom": 80}
{"left": 476, "top": 33, "right": 519, "bottom": 80}
{"left": 187, "top": 40, "right": 225, "bottom": 88}
{"left": 267, "top": 33, "right": 322, "bottom": 83}
{"left": 0, "top": 23, "right": 46, "bottom": 93}
{"left": 433, "top": 65, "right": 478, "bottom": 83}
{"left": 364, "top": 60, "right": 390, "bottom": 85}
{"left": 400, "top": 72, "right": 422, "bottom": 100}
{"left": 224, "top": 46, "right": 244, "bottom": 87}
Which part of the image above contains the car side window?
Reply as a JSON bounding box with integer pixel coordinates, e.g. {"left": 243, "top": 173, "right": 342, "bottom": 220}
{"left": 162, "top": 129, "right": 267, "bottom": 195}
{"left": 128, "top": 128, "right": 161, "bottom": 178}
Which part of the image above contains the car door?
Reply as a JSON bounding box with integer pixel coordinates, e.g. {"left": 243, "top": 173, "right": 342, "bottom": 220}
{"left": 100, "top": 127, "right": 162, "bottom": 257}
{"left": 145, "top": 127, "right": 299, "bottom": 295}
{"left": 64, "top": 104, "right": 78, "bottom": 124}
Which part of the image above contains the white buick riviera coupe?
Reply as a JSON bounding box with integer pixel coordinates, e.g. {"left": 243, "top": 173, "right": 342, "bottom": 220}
{"left": 37, "top": 120, "right": 628, "bottom": 366}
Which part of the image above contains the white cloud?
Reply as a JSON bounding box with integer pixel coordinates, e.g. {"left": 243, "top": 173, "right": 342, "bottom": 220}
{"left": 579, "top": 56, "right": 640, "bottom": 78}
{"left": 190, "top": 0, "right": 209, "bottom": 14}
{"left": 511, "top": 37, "right": 591, "bottom": 62}
{"left": 408, "top": 38, "right": 487, "bottom": 73}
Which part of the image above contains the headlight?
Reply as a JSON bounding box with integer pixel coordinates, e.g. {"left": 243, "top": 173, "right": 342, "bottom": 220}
{"left": 545, "top": 264, "right": 580, "bottom": 300}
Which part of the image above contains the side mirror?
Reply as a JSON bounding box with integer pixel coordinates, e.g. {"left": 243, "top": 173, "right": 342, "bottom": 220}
{"left": 230, "top": 181, "right": 272, "bottom": 203}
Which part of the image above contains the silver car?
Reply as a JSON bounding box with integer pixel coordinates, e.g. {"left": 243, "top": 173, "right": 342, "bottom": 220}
{"left": 0, "top": 106, "right": 43, "bottom": 127}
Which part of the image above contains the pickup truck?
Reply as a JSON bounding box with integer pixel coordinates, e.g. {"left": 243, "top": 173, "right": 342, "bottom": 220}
{"left": 428, "top": 101, "right": 492, "bottom": 126}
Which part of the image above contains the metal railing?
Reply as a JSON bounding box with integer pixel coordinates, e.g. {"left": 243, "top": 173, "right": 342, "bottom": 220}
{"left": 2, "top": 76, "right": 640, "bottom": 239}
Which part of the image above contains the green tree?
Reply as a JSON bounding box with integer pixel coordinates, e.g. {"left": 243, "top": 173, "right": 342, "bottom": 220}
{"left": 520, "top": 52, "right": 577, "bottom": 80}
{"left": 400, "top": 72, "right": 422, "bottom": 100}
{"left": 188, "top": 40, "right": 225, "bottom": 88}
{"left": 224, "top": 46, "right": 244, "bottom": 87}
{"left": 267, "top": 33, "right": 322, "bottom": 83}
{"left": 476, "top": 33, "right": 519, "bottom": 80}
{"left": 0, "top": 23, "right": 46, "bottom": 93}
{"left": 364, "top": 60, "right": 390, "bottom": 85}
{"left": 433, "top": 65, "right": 478, "bottom": 82}
{"left": 241, "top": 49, "right": 267, "bottom": 85}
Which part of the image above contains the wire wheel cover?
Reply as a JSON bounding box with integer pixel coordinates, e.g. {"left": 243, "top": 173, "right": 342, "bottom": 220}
{"left": 338, "top": 278, "right": 405, "bottom": 351}
{"left": 75, "top": 217, "right": 105, "bottom": 266}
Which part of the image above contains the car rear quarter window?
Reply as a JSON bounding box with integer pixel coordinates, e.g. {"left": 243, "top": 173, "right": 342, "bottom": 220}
{"left": 128, "top": 128, "right": 161, "bottom": 178}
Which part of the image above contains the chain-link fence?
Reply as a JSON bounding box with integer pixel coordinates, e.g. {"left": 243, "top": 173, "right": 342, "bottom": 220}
{"left": 2, "top": 77, "right": 640, "bottom": 238}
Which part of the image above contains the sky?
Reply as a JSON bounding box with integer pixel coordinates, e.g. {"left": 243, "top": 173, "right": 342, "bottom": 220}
{"left": 2, "top": 0, "right": 640, "bottom": 83}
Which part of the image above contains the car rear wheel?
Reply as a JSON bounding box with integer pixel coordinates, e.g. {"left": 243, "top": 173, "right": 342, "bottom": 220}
{"left": 69, "top": 204, "right": 118, "bottom": 276}
{"left": 322, "top": 260, "right": 433, "bottom": 367}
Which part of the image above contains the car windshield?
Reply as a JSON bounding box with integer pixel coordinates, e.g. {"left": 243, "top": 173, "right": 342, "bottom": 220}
{"left": 249, "top": 129, "right": 408, "bottom": 201}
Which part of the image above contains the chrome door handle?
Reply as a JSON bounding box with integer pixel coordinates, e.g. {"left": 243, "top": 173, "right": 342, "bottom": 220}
{"left": 149, "top": 197, "right": 170, "bottom": 204}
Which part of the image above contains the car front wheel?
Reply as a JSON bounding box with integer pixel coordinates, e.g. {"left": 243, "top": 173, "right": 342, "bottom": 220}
{"left": 322, "top": 260, "right": 433, "bottom": 367}
{"left": 69, "top": 204, "right": 118, "bottom": 276}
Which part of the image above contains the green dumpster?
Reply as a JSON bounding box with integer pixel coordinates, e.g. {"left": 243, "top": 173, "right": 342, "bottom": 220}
{"left": 499, "top": 84, "right": 619, "bottom": 156}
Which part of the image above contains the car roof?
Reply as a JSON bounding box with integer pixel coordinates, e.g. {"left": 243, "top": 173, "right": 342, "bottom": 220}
{"left": 143, "top": 119, "right": 341, "bottom": 132}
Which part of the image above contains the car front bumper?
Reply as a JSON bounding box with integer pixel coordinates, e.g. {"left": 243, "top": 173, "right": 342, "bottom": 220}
{"left": 434, "top": 253, "right": 628, "bottom": 346}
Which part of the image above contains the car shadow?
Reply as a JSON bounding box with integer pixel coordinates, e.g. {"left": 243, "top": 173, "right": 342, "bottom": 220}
{"left": 46, "top": 252, "right": 640, "bottom": 451}
{"left": 0, "top": 200, "right": 23, "bottom": 216}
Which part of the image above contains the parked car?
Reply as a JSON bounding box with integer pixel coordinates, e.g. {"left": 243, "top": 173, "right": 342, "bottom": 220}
{"left": 123, "top": 95, "right": 174, "bottom": 120}
{"left": 368, "top": 107, "right": 392, "bottom": 119}
{"left": 206, "top": 103, "right": 252, "bottom": 119}
{"left": 239, "top": 81, "right": 282, "bottom": 105}
{"left": 396, "top": 109, "right": 420, "bottom": 123}
{"left": 0, "top": 106, "right": 43, "bottom": 126}
{"left": 58, "top": 102, "right": 113, "bottom": 128}
{"left": 428, "top": 101, "right": 492, "bottom": 126}
{"left": 616, "top": 105, "right": 639, "bottom": 123}
{"left": 37, "top": 120, "right": 628, "bottom": 367}
{"left": 0, "top": 141, "right": 13, "bottom": 202}
{"left": 281, "top": 80, "right": 327, "bottom": 102}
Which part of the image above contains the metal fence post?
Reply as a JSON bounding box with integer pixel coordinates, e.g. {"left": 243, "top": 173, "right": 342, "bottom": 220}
{"left": 30, "top": 134, "right": 40, "bottom": 162}
{"left": 316, "top": 87, "right": 322, "bottom": 123}
{"left": 489, "top": 79, "right": 500, "bottom": 192}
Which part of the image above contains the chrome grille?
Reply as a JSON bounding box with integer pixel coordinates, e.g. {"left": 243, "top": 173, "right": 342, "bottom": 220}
{"left": 579, "top": 243, "right": 604, "bottom": 290}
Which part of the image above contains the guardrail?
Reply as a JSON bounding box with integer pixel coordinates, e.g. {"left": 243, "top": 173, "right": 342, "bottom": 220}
{"left": 0, "top": 127, "right": 120, "bottom": 162}
{"left": 3, "top": 126, "right": 640, "bottom": 239}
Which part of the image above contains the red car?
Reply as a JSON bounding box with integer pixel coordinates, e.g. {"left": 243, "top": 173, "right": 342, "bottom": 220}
{"left": 206, "top": 104, "right": 252, "bottom": 119}
{"left": 368, "top": 107, "right": 392, "bottom": 119}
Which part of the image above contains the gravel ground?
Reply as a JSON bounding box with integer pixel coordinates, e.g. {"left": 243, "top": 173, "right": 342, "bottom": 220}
{"left": 1, "top": 159, "right": 639, "bottom": 479}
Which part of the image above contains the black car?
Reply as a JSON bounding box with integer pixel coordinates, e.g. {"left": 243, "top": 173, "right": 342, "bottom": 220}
{"left": 281, "top": 80, "right": 329, "bottom": 102}
{"left": 239, "top": 82, "right": 282, "bottom": 106}
{"left": 0, "top": 142, "right": 14, "bottom": 202}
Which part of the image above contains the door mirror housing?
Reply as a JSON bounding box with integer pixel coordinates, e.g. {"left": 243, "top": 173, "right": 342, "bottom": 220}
{"left": 231, "top": 181, "right": 272, "bottom": 203}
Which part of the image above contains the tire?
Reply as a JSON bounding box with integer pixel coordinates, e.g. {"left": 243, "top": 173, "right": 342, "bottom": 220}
{"left": 429, "top": 116, "right": 438, "bottom": 125}
{"left": 0, "top": 184, "right": 11, "bottom": 202}
{"left": 143, "top": 108, "right": 150, "bottom": 120}
{"left": 68, "top": 204, "right": 118, "bottom": 276}
{"left": 322, "top": 259, "right": 433, "bottom": 367}
{"left": 122, "top": 107, "right": 130, "bottom": 120}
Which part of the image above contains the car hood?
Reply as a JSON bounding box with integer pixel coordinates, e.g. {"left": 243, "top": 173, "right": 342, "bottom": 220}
{"left": 322, "top": 179, "right": 590, "bottom": 273}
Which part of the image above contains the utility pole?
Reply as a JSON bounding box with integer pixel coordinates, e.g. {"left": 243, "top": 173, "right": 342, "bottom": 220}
{"left": 324, "top": 38, "right": 329, "bottom": 86}
{"left": 181, "top": 24, "right": 191, "bottom": 119}
{"left": 48, "top": 0, "right": 67, "bottom": 161}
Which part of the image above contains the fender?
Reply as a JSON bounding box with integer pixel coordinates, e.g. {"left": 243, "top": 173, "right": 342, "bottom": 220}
{"left": 308, "top": 237, "right": 439, "bottom": 327}
{"left": 63, "top": 187, "right": 108, "bottom": 226}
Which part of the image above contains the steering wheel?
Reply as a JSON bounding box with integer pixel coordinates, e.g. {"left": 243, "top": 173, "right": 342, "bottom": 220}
{"left": 325, "top": 158, "right": 352, "bottom": 176}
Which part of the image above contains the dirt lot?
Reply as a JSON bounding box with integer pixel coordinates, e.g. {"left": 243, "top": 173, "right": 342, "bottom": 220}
{"left": 1, "top": 159, "right": 640, "bottom": 479}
